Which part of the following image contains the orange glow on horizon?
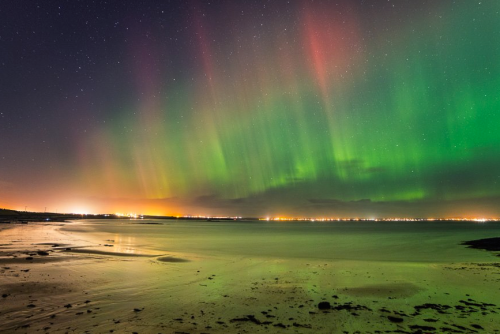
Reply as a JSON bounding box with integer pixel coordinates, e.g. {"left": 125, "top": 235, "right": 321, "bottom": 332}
{"left": 2, "top": 197, "right": 500, "bottom": 221}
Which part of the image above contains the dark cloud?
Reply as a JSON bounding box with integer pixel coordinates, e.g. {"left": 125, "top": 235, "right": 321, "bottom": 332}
{"left": 71, "top": 192, "right": 500, "bottom": 219}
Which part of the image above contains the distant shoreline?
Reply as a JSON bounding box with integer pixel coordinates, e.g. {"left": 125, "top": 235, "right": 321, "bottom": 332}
{"left": 2, "top": 208, "right": 498, "bottom": 223}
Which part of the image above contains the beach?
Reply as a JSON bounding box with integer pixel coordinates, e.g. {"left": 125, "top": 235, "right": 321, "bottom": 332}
{"left": 1, "top": 220, "right": 499, "bottom": 333}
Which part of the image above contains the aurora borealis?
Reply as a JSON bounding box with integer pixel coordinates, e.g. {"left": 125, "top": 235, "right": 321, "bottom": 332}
{"left": 1, "top": 1, "right": 499, "bottom": 217}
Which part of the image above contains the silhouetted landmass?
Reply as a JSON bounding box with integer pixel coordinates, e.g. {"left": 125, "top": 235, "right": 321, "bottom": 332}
{"left": 462, "top": 237, "right": 500, "bottom": 252}
{"left": 0, "top": 209, "right": 114, "bottom": 223}
{"left": 0, "top": 207, "right": 495, "bottom": 225}
{"left": 0, "top": 208, "right": 19, "bottom": 216}
{"left": 0, "top": 208, "right": 258, "bottom": 223}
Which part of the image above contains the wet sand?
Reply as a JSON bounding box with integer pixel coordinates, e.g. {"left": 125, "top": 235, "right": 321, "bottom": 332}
{"left": 1, "top": 221, "right": 499, "bottom": 333}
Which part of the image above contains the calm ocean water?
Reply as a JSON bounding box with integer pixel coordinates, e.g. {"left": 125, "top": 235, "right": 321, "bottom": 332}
{"left": 76, "top": 219, "right": 500, "bottom": 263}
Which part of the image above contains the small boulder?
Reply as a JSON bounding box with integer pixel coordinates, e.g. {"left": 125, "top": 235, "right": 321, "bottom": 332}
{"left": 388, "top": 316, "right": 404, "bottom": 323}
{"left": 318, "top": 301, "right": 331, "bottom": 310}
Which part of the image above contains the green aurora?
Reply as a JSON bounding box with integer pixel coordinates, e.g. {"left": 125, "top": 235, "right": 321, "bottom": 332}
{"left": 1, "top": 1, "right": 499, "bottom": 217}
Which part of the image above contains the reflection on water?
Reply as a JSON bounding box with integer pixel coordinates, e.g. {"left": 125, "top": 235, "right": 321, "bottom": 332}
{"left": 69, "top": 219, "right": 500, "bottom": 263}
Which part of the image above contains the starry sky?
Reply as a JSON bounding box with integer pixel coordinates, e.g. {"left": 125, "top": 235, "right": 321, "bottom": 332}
{"left": 1, "top": 1, "right": 499, "bottom": 218}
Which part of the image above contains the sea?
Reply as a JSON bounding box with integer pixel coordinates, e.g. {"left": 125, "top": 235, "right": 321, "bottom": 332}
{"left": 72, "top": 219, "right": 500, "bottom": 263}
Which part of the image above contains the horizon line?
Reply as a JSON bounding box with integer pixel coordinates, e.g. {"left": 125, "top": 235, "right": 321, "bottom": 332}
{"left": 1, "top": 208, "right": 499, "bottom": 222}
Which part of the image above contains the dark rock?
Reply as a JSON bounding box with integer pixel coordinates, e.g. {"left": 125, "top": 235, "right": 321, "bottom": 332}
{"left": 471, "top": 324, "right": 484, "bottom": 329}
{"left": 274, "top": 323, "right": 286, "bottom": 328}
{"left": 230, "top": 315, "right": 262, "bottom": 325}
{"left": 27, "top": 304, "right": 36, "bottom": 308}
{"left": 247, "top": 315, "right": 258, "bottom": 322}
{"left": 331, "top": 303, "right": 371, "bottom": 312}
{"left": 64, "top": 304, "right": 72, "bottom": 308}
{"left": 414, "top": 303, "right": 451, "bottom": 313}
{"left": 293, "top": 322, "right": 312, "bottom": 328}
{"left": 37, "top": 251, "right": 49, "bottom": 256}
{"left": 26, "top": 257, "right": 33, "bottom": 260}
{"left": 2, "top": 293, "right": 8, "bottom": 298}
{"left": 452, "top": 324, "right": 468, "bottom": 330}
{"left": 387, "top": 316, "right": 404, "bottom": 323}
{"left": 409, "top": 325, "right": 436, "bottom": 331}
{"left": 461, "top": 237, "right": 500, "bottom": 252}
{"left": 459, "top": 299, "right": 483, "bottom": 307}
{"left": 318, "top": 301, "right": 331, "bottom": 310}
{"left": 133, "top": 308, "right": 143, "bottom": 312}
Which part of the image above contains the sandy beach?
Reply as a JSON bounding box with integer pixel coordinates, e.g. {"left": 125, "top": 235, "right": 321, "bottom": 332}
{"left": 1, "top": 220, "right": 499, "bottom": 333}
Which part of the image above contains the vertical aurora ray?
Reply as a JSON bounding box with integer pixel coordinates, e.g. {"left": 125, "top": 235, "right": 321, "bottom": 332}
{"left": 56, "top": 1, "right": 500, "bottom": 216}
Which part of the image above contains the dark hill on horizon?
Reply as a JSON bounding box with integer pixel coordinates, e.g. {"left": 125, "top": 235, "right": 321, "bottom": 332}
{"left": 0, "top": 208, "right": 20, "bottom": 216}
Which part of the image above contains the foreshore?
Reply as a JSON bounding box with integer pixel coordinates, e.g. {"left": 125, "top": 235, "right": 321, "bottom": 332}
{"left": 1, "top": 221, "right": 499, "bottom": 333}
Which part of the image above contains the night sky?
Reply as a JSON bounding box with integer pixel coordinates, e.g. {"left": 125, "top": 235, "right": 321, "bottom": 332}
{"left": 1, "top": 1, "right": 499, "bottom": 218}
